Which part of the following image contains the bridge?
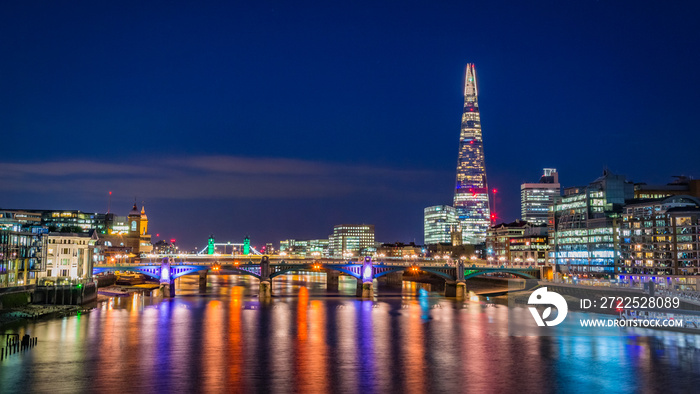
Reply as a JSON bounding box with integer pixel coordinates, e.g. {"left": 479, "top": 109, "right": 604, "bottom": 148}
{"left": 93, "top": 256, "right": 541, "bottom": 298}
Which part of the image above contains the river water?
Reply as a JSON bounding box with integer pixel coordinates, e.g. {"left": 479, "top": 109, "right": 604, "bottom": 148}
{"left": 1, "top": 274, "right": 700, "bottom": 393}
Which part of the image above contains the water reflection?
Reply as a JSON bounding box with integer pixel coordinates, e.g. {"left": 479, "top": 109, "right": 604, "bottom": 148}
{"left": 1, "top": 275, "right": 700, "bottom": 393}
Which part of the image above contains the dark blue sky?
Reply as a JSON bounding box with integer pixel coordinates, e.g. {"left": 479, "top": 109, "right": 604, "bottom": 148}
{"left": 2, "top": 1, "right": 699, "bottom": 250}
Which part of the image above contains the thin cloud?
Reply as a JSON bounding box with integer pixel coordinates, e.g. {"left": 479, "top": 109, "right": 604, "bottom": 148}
{"left": 0, "top": 155, "right": 445, "bottom": 200}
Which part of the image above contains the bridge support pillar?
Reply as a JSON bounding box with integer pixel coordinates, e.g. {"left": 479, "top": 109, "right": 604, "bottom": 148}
{"left": 455, "top": 281, "right": 467, "bottom": 299}
{"left": 326, "top": 270, "right": 339, "bottom": 292}
{"left": 259, "top": 256, "right": 272, "bottom": 298}
{"left": 361, "top": 256, "right": 374, "bottom": 299}
{"left": 159, "top": 257, "right": 175, "bottom": 298}
{"left": 198, "top": 270, "right": 207, "bottom": 292}
{"left": 161, "top": 278, "right": 176, "bottom": 298}
{"left": 259, "top": 280, "right": 272, "bottom": 298}
{"left": 448, "top": 261, "right": 467, "bottom": 298}
{"left": 362, "top": 282, "right": 373, "bottom": 299}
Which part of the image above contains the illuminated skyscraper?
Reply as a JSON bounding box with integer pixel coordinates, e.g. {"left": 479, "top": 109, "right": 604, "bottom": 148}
{"left": 453, "top": 64, "right": 491, "bottom": 244}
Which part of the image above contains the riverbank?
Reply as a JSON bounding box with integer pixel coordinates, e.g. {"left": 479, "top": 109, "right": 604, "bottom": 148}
{"left": 0, "top": 304, "right": 87, "bottom": 328}
{"left": 1, "top": 284, "right": 160, "bottom": 328}
{"left": 98, "top": 284, "right": 160, "bottom": 296}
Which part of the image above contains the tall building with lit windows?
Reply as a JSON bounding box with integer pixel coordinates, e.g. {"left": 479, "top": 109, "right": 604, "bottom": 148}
{"left": 423, "top": 205, "right": 458, "bottom": 245}
{"left": 453, "top": 63, "right": 491, "bottom": 244}
{"left": 328, "top": 224, "right": 375, "bottom": 257}
{"left": 521, "top": 168, "right": 561, "bottom": 226}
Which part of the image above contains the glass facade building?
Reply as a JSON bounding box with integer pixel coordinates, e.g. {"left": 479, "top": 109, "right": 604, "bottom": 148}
{"left": 423, "top": 205, "right": 458, "bottom": 245}
{"left": 549, "top": 171, "right": 634, "bottom": 277}
{"left": 2, "top": 209, "right": 107, "bottom": 234}
{"left": 453, "top": 64, "right": 491, "bottom": 244}
{"left": 521, "top": 168, "right": 561, "bottom": 226}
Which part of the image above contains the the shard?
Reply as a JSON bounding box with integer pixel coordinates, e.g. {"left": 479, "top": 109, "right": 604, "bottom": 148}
{"left": 453, "top": 63, "right": 491, "bottom": 244}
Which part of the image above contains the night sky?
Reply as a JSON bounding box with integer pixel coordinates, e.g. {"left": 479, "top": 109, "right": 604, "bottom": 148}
{"left": 2, "top": 1, "right": 699, "bottom": 250}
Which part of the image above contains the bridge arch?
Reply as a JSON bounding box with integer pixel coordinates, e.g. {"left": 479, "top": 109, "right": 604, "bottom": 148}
{"left": 463, "top": 269, "right": 538, "bottom": 280}
{"left": 373, "top": 266, "right": 456, "bottom": 282}
{"left": 218, "top": 267, "right": 262, "bottom": 280}
{"left": 269, "top": 264, "right": 363, "bottom": 280}
{"left": 170, "top": 266, "right": 209, "bottom": 279}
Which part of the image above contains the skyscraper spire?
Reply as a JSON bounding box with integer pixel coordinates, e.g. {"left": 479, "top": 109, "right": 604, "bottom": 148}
{"left": 453, "top": 63, "right": 491, "bottom": 244}
{"left": 464, "top": 63, "right": 477, "bottom": 99}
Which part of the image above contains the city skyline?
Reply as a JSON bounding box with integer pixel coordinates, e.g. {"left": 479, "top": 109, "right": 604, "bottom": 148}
{"left": 2, "top": 2, "right": 700, "bottom": 249}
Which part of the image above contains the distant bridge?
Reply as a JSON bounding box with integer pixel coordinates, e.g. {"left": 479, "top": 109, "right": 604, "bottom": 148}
{"left": 93, "top": 256, "right": 541, "bottom": 298}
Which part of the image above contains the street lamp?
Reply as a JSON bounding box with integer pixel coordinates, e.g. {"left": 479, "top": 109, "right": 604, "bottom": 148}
{"left": 498, "top": 256, "right": 506, "bottom": 267}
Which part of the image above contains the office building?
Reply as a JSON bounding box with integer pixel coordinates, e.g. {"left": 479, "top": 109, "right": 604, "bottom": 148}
{"left": 328, "top": 224, "right": 375, "bottom": 257}
{"left": 423, "top": 205, "right": 458, "bottom": 245}
{"left": 453, "top": 63, "right": 491, "bottom": 244}
{"left": 521, "top": 168, "right": 561, "bottom": 226}
{"left": 549, "top": 170, "right": 634, "bottom": 277}
{"left": 1, "top": 209, "right": 107, "bottom": 234}
{"left": 279, "top": 239, "right": 329, "bottom": 257}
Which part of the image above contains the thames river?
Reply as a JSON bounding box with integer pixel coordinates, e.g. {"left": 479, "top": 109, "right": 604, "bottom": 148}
{"left": 1, "top": 274, "right": 700, "bottom": 393}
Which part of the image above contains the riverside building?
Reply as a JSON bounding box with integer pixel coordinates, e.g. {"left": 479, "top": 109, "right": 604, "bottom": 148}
{"left": 0, "top": 212, "right": 47, "bottom": 288}
{"left": 46, "top": 232, "right": 99, "bottom": 281}
{"left": 549, "top": 171, "right": 634, "bottom": 278}
{"left": 619, "top": 195, "right": 700, "bottom": 290}
{"left": 486, "top": 220, "right": 548, "bottom": 266}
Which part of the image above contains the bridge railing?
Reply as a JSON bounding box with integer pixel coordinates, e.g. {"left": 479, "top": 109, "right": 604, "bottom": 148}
{"left": 93, "top": 261, "right": 506, "bottom": 269}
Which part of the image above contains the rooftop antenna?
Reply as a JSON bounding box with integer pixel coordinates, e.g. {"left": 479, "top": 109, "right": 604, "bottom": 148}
{"left": 108, "top": 191, "right": 112, "bottom": 213}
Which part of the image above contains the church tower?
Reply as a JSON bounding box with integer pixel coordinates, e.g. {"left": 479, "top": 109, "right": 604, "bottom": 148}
{"left": 140, "top": 206, "right": 148, "bottom": 236}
